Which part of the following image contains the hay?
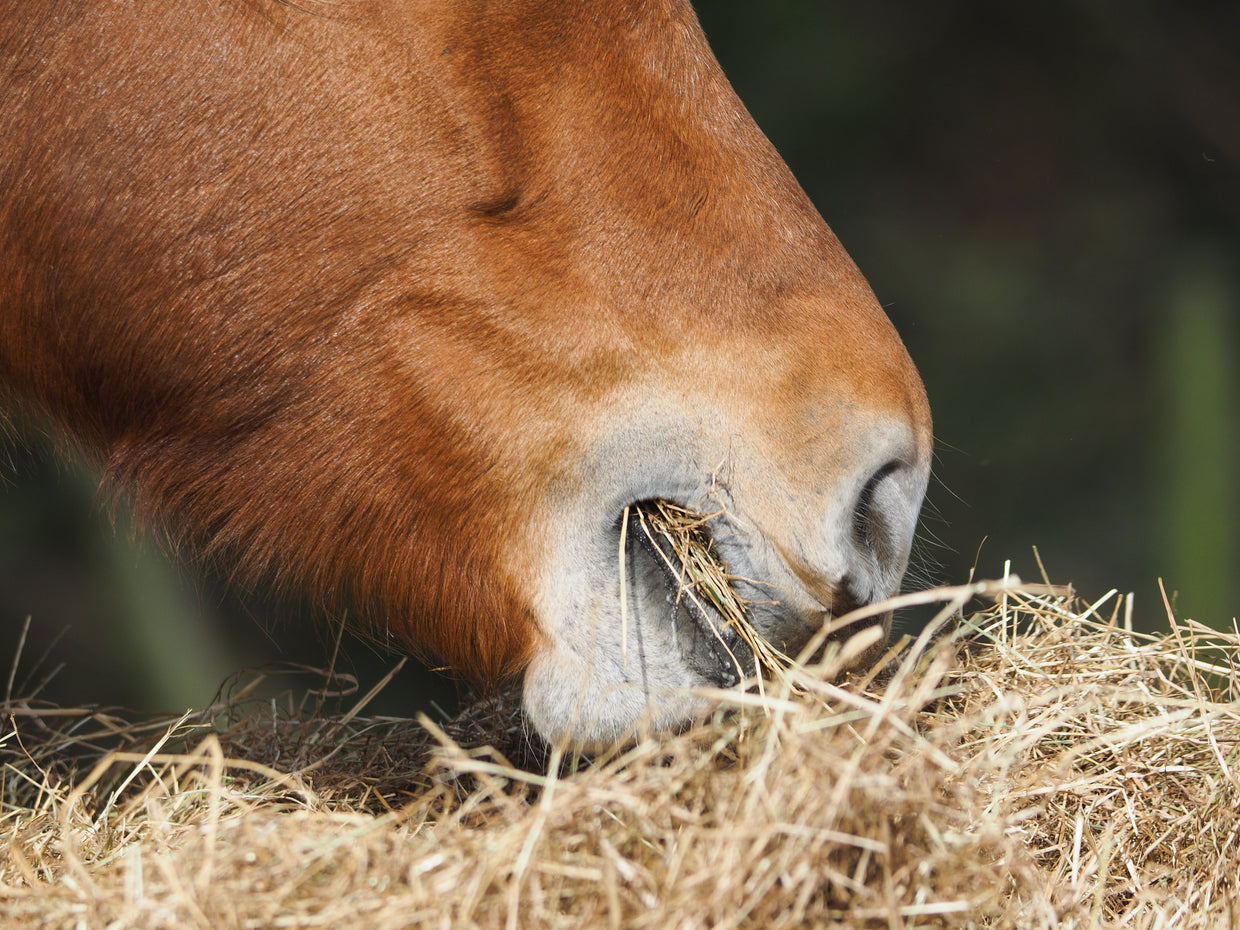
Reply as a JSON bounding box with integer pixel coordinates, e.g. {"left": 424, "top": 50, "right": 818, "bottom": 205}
{"left": 628, "top": 500, "right": 795, "bottom": 685}
{"left": 3, "top": 577, "right": 1239, "bottom": 928}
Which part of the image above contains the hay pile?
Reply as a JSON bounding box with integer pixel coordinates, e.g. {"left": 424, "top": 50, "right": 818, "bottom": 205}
{"left": 2, "top": 577, "right": 1238, "bottom": 928}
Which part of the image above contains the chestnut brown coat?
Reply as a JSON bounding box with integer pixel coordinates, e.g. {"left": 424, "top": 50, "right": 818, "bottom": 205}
{"left": 0, "top": 0, "right": 932, "bottom": 745}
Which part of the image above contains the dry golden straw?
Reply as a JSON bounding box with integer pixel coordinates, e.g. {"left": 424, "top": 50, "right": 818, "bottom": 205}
{"left": 2, "top": 570, "right": 1239, "bottom": 928}
{"left": 629, "top": 499, "right": 795, "bottom": 688}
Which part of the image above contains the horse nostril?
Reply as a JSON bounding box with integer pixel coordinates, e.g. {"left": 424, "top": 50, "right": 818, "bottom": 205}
{"left": 851, "top": 460, "right": 900, "bottom": 567}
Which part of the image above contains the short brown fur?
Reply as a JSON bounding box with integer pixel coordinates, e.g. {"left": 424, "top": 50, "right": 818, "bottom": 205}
{"left": 0, "top": 1, "right": 930, "bottom": 685}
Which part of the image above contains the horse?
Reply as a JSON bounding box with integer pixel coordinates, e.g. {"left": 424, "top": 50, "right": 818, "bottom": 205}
{"left": 0, "top": 0, "right": 932, "bottom": 747}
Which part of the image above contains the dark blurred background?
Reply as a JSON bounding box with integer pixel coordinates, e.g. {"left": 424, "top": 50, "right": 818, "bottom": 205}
{"left": 2, "top": 0, "right": 1237, "bottom": 713}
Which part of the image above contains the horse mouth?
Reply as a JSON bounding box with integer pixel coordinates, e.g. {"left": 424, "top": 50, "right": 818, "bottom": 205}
{"left": 621, "top": 501, "right": 756, "bottom": 688}
{"left": 620, "top": 500, "right": 887, "bottom": 688}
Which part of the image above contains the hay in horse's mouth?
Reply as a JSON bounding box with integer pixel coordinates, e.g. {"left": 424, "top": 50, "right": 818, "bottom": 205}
{"left": 621, "top": 500, "right": 794, "bottom": 688}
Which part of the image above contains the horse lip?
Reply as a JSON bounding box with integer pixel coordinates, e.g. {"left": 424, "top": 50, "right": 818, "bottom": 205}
{"left": 703, "top": 511, "right": 897, "bottom": 667}
{"left": 623, "top": 503, "right": 756, "bottom": 688}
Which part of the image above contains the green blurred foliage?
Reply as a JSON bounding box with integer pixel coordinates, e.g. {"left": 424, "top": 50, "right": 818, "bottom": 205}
{"left": 2, "top": 0, "right": 1237, "bottom": 710}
